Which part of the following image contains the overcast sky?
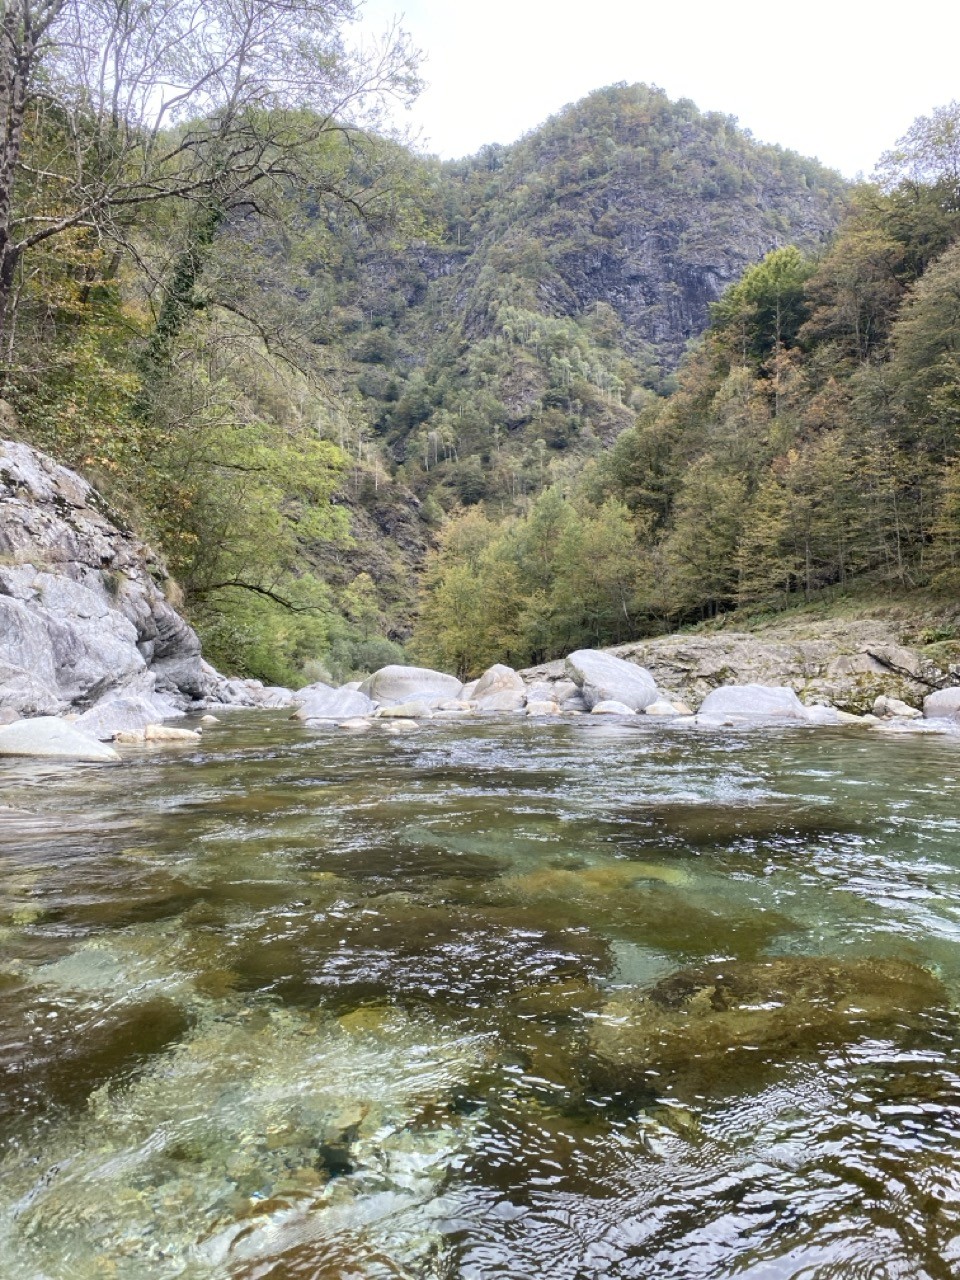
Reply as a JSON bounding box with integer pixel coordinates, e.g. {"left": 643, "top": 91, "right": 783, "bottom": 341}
{"left": 360, "top": 0, "right": 960, "bottom": 178}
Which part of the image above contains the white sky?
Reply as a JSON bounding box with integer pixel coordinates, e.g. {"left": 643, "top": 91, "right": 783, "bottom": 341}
{"left": 360, "top": 0, "right": 960, "bottom": 177}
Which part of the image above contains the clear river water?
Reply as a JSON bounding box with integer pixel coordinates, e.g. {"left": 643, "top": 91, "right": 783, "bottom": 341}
{"left": 1, "top": 711, "right": 959, "bottom": 1279}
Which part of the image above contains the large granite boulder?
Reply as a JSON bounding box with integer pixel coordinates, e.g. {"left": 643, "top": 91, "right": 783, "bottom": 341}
{"left": 565, "top": 650, "right": 658, "bottom": 711}
{"left": 0, "top": 439, "right": 204, "bottom": 715}
{"left": 359, "top": 664, "right": 462, "bottom": 706}
{"left": 924, "top": 687, "right": 960, "bottom": 720}
{"left": 294, "top": 683, "right": 376, "bottom": 721}
{"left": 697, "top": 684, "right": 808, "bottom": 719}
{"left": 0, "top": 716, "right": 120, "bottom": 762}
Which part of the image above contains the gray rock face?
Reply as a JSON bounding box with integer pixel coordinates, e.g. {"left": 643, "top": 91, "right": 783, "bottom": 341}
{"left": 698, "top": 684, "right": 808, "bottom": 719}
{"left": 294, "top": 684, "right": 376, "bottom": 721}
{"left": 0, "top": 439, "right": 203, "bottom": 715}
{"left": 565, "top": 650, "right": 658, "bottom": 711}
{"left": 0, "top": 716, "right": 120, "bottom": 761}
{"left": 359, "top": 664, "right": 462, "bottom": 706}
{"left": 924, "top": 687, "right": 960, "bottom": 720}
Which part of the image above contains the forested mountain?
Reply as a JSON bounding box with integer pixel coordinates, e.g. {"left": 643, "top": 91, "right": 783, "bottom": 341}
{"left": 4, "top": 5, "right": 956, "bottom": 687}
{"left": 321, "top": 85, "right": 846, "bottom": 516}
{"left": 414, "top": 111, "right": 960, "bottom": 675}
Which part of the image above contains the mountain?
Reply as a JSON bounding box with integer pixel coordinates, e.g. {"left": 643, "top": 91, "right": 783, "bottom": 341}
{"left": 313, "top": 84, "right": 847, "bottom": 518}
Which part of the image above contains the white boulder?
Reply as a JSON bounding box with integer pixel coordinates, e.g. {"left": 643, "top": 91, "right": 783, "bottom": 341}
{"left": 873, "top": 694, "right": 922, "bottom": 720}
{"left": 698, "top": 684, "right": 808, "bottom": 720}
{"left": 0, "top": 716, "right": 120, "bottom": 762}
{"left": 294, "top": 684, "right": 376, "bottom": 721}
{"left": 591, "top": 700, "right": 637, "bottom": 715}
{"left": 923, "top": 687, "right": 960, "bottom": 720}
{"left": 565, "top": 650, "right": 658, "bottom": 711}
{"left": 359, "top": 664, "right": 462, "bottom": 706}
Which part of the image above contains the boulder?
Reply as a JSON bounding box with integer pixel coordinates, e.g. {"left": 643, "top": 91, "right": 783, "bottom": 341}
{"left": 591, "top": 700, "right": 637, "bottom": 715}
{"left": 359, "top": 664, "right": 461, "bottom": 706}
{"left": 0, "top": 708, "right": 18, "bottom": 726}
{"left": 697, "top": 684, "right": 808, "bottom": 719}
{"left": 473, "top": 664, "right": 524, "bottom": 699}
{"left": 0, "top": 716, "right": 120, "bottom": 762}
{"left": 643, "top": 699, "right": 686, "bottom": 717}
{"left": 923, "top": 687, "right": 960, "bottom": 720}
{"left": 74, "top": 691, "right": 183, "bottom": 741}
{"left": 565, "top": 650, "right": 658, "bottom": 711}
{"left": 475, "top": 689, "right": 526, "bottom": 712}
{"left": 802, "top": 704, "right": 841, "bottom": 725}
{"left": 873, "top": 694, "right": 922, "bottom": 720}
{"left": 294, "top": 684, "right": 376, "bottom": 721}
{"left": 473, "top": 665, "right": 527, "bottom": 711}
{"left": 438, "top": 700, "right": 474, "bottom": 712}
{"left": 460, "top": 679, "right": 479, "bottom": 701}
{"left": 258, "top": 686, "right": 295, "bottom": 709}
{"left": 382, "top": 719, "right": 420, "bottom": 733}
{"left": 525, "top": 700, "right": 561, "bottom": 716}
{"left": 338, "top": 718, "right": 373, "bottom": 731}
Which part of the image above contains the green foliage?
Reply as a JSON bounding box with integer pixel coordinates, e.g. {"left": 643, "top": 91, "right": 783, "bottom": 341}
{"left": 711, "top": 246, "right": 814, "bottom": 362}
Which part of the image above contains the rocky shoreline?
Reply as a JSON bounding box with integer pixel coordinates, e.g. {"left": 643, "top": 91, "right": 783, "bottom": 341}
{"left": 1, "top": 439, "right": 960, "bottom": 763}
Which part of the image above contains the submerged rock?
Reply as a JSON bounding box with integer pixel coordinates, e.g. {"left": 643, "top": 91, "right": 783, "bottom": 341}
{"left": 565, "top": 649, "right": 658, "bottom": 711}
{"left": 589, "top": 955, "right": 949, "bottom": 1098}
{"left": 0, "top": 716, "right": 120, "bottom": 762}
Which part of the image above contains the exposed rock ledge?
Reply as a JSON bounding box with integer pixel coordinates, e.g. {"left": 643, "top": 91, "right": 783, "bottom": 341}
{"left": 521, "top": 617, "right": 960, "bottom": 715}
{"left": 0, "top": 438, "right": 211, "bottom": 717}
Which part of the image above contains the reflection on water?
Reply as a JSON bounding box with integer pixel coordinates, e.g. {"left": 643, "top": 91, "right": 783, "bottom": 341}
{"left": 1, "top": 712, "right": 960, "bottom": 1277}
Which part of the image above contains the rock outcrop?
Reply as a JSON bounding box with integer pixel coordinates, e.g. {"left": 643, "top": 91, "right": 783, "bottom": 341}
{"left": 522, "top": 615, "right": 960, "bottom": 716}
{"left": 0, "top": 440, "right": 203, "bottom": 717}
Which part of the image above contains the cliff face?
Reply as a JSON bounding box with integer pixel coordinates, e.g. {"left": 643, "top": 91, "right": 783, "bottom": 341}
{"left": 0, "top": 439, "right": 204, "bottom": 715}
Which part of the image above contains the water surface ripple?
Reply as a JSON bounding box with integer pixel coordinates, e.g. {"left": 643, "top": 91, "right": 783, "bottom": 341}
{"left": 0, "top": 712, "right": 959, "bottom": 1278}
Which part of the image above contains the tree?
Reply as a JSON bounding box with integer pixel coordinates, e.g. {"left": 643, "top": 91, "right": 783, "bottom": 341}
{"left": 0, "top": 0, "right": 420, "bottom": 350}
{"left": 711, "top": 245, "right": 814, "bottom": 363}
{"left": 877, "top": 101, "right": 960, "bottom": 207}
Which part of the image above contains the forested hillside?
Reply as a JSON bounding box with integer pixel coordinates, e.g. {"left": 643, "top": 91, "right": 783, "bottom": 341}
{"left": 6, "top": 1, "right": 956, "bottom": 688}
{"left": 414, "top": 106, "right": 960, "bottom": 675}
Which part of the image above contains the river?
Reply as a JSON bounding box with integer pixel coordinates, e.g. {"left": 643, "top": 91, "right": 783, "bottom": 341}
{"left": 1, "top": 712, "right": 959, "bottom": 1278}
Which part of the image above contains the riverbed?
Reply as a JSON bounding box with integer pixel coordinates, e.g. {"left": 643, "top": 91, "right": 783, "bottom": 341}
{"left": 1, "top": 712, "right": 959, "bottom": 1278}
